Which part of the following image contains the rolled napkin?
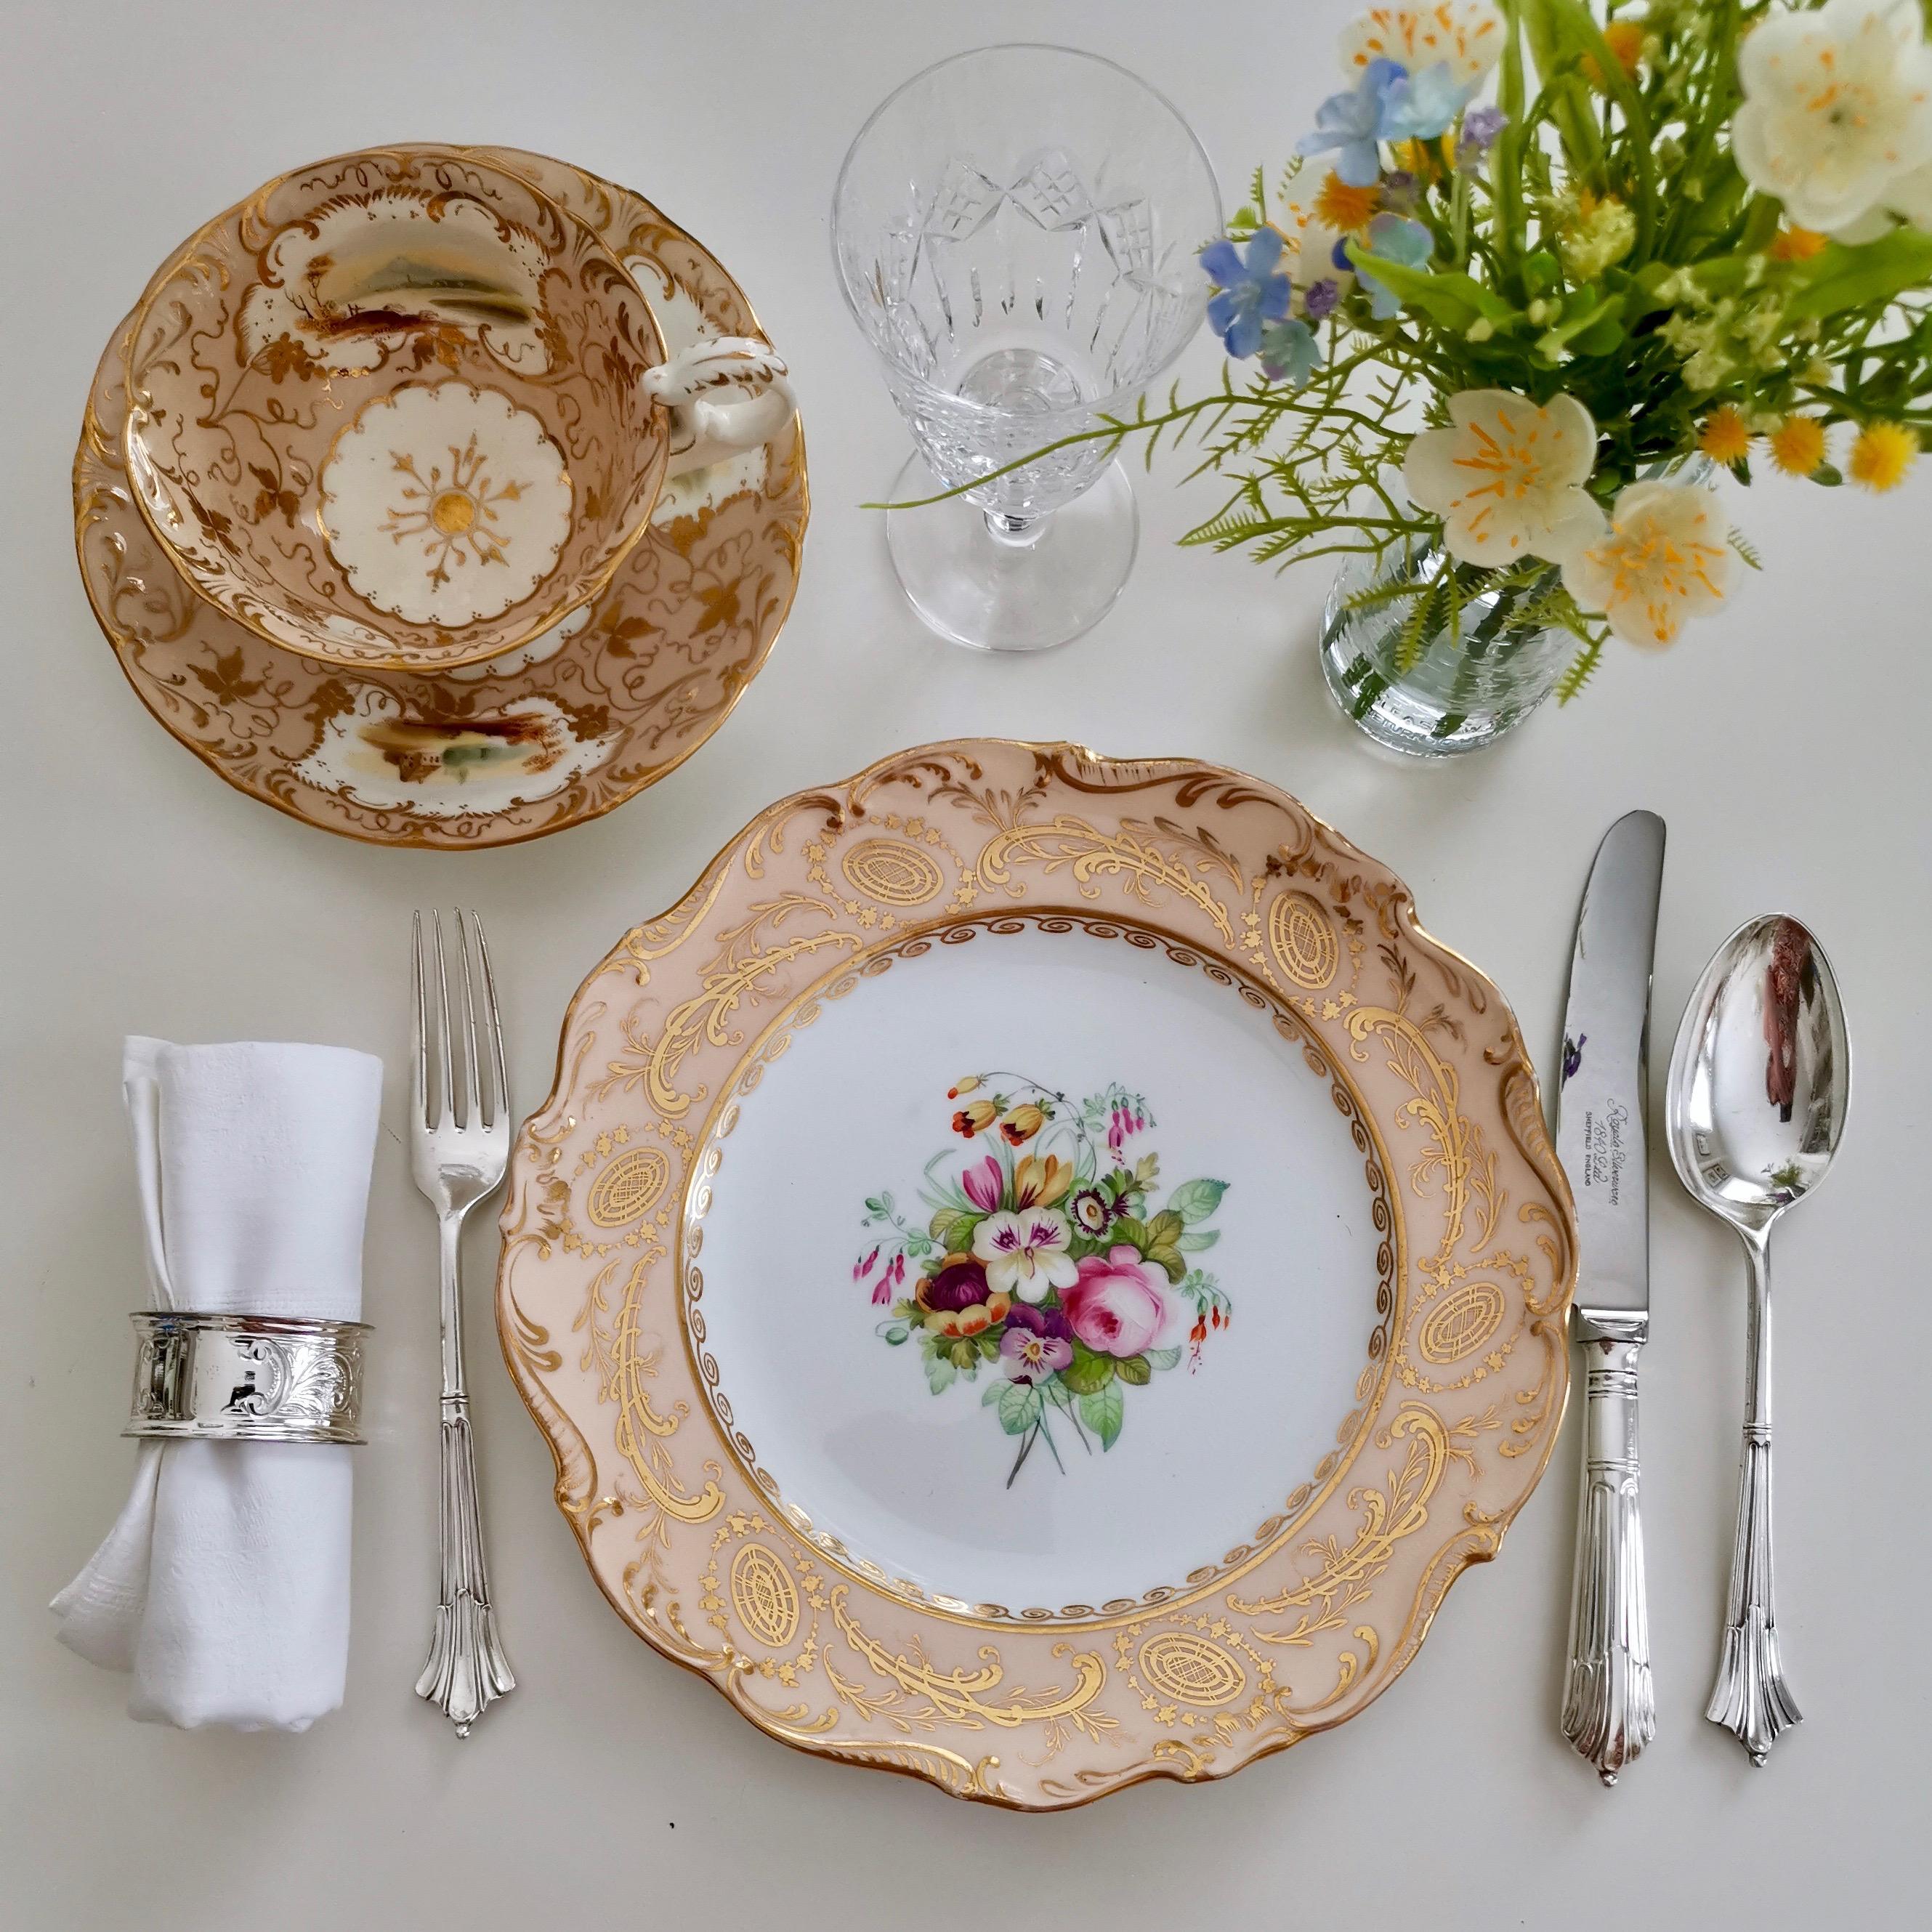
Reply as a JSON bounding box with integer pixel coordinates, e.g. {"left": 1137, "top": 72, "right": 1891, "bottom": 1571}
{"left": 52, "top": 1037, "right": 382, "bottom": 1729}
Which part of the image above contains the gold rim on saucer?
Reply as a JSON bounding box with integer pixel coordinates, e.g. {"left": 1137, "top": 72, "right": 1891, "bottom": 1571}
{"left": 74, "top": 148, "right": 807, "bottom": 850}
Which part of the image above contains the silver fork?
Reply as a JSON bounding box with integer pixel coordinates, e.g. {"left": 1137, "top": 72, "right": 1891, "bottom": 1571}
{"left": 411, "top": 909, "right": 515, "bottom": 1735}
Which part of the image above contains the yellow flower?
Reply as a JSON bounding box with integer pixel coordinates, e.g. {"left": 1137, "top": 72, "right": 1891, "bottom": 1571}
{"left": 1011, "top": 1154, "right": 1072, "bottom": 1209}
{"left": 951, "top": 1100, "right": 998, "bottom": 1137}
{"left": 1561, "top": 480, "right": 1736, "bottom": 649}
{"left": 1558, "top": 190, "right": 1636, "bottom": 279}
{"left": 947, "top": 1075, "right": 981, "bottom": 1097}
{"left": 1313, "top": 170, "right": 1381, "bottom": 234}
{"left": 998, "top": 1104, "right": 1046, "bottom": 1147}
{"left": 1767, "top": 225, "right": 1829, "bottom": 262}
{"left": 1698, "top": 408, "right": 1753, "bottom": 466}
{"left": 1848, "top": 420, "right": 1918, "bottom": 491}
{"left": 1583, "top": 18, "right": 1645, "bottom": 86}
{"left": 1768, "top": 416, "right": 1829, "bottom": 477}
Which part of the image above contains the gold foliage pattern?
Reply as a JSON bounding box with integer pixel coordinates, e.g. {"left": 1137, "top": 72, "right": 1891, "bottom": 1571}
{"left": 73, "top": 147, "right": 807, "bottom": 850}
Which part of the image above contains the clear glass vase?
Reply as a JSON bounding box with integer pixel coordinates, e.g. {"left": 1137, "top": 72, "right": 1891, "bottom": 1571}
{"left": 1319, "top": 459, "right": 1715, "bottom": 758}
{"left": 1318, "top": 543, "right": 1570, "bottom": 759}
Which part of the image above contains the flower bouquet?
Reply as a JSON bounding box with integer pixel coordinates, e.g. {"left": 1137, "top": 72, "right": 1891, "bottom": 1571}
{"left": 855, "top": 1076, "right": 1232, "bottom": 1486}
{"left": 1015, "top": 1, "right": 1932, "bottom": 753}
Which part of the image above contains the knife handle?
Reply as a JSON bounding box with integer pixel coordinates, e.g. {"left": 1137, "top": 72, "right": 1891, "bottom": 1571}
{"left": 1561, "top": 1327, "right": 1655, "bottom": 1785}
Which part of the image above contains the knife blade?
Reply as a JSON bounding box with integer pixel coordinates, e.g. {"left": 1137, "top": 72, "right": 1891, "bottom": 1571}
{"left": 1557, "top": 809, "right": 1665, "bottom": 1325}
{"left": 1555, "top": 809, "right": 1664, "bottom": 1785}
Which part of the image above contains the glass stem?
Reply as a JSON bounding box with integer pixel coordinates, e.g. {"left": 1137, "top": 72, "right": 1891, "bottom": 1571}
{"left": 983, "top": 509, "right": 1046, "bottom": 549}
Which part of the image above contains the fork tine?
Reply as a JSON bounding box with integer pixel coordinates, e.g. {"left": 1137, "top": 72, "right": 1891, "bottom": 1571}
{"left": 412, "top": 910, "right": 431, "bottom": 1129}
{"left": 470, "top": 910, "right": 508, "bottom": 1131}
{"left": 432, "top": 910, "right": 457, "bottom": 1127}
{"left": 454, "top": 908, "right": 483, "bottom": 1133}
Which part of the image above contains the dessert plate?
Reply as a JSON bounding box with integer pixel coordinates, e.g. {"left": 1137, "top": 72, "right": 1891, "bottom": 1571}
{"left": 74, "top": 148, "right": 807, "bottom": 849}
{"left": 497, "top": 740, "right": 1575, "bottom": 1807}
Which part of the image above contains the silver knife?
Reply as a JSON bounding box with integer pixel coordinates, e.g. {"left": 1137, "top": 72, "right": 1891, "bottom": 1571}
{"left": 1555, "top": 810, "right": 1665, "bottom": 1785}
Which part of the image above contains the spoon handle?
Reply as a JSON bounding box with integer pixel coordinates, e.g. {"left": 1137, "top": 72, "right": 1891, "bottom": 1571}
{"left": 1561, "top": 1320, "right": 1655, "bottom": 1785}
{"left": 1708, "top": 1230, "right": 1801, "bottom": 1764}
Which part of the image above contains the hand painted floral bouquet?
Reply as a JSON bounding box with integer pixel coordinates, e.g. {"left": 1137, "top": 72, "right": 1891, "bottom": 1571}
{"left": 854, "top": 1076, "right": 1232, "bottom": 1486}
{"left": 1019, "top": 2, "right": 1932, "bottom": 726}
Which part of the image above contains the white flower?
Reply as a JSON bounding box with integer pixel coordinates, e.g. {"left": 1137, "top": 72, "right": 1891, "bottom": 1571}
{"left": 1402, "top": 389, "right": 1606, "bottom": 566}
{"left": 1560, "top": 480, "right": 1736, "bottom": 649}
{"left": 972, "top": 1208, "right": 1078, "bottom": 1304}
{"left": 1292, "top": 214, "right": 1355, "bottom": 306}
{"left": 1733, "top": 0, "right": 1932, "bottom": 238}
{"left": 1339, "top": 2, "right": 1505, "bottom": 88}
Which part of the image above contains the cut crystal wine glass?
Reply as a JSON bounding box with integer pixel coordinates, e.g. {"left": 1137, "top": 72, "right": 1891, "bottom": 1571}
{"left": 832, "top": 44, "right": 1221, "bottom": 650}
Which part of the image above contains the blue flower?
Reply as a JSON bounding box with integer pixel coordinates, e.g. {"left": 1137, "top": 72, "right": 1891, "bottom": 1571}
{"left": 1258, "top": 318, "right": 1322, "bottom": 387}
{"left": 1355, "top": 214, "right": 1434, "bottom": 321}
{"left": 1458, "top": 103, "right": 1508, "bottom": 170}
{"left": 1200, "top": 228, "right": 1292, "bottom": 360}
{"left": 1384, "top": 62, "right": 1468, "bottom": 142}
{"left": 1297, "top": 58, "right": 1409, "bottom": 187}
{"left": 1296, "top": 58, "right": 1470, "bottom": 186}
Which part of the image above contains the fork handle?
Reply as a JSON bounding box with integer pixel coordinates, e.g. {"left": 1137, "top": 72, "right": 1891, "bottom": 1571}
{"left": 416, "top": 1213, "right": 514, "bottom": 1735}
{"left": 1561, "top": 1321, "right": 1654, "bottom": 1785}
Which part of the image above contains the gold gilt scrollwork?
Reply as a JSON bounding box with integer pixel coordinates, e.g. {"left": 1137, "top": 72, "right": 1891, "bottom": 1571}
{"left": 581, "top": 1257, "right": 723, "bottom": 1527}
{"left": 830, "top": 1588, "right": 1106, "bottom": 1729}
{"left": 597, "top": 895, "right": 863, "bottom": 1118}
{"left": 1347, "top": 1006, "right": 1496, "bottom": 1266}
{"left": 976, "top": 813, "right": 1237, "bottom": 945}
{"left": 1232, "top": 1405, "right": 1449, "bottom": 1627}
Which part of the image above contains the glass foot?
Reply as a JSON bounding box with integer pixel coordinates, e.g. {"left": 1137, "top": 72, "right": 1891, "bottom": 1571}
{"left": 884, "top": 453, "right": 1138, "bottom": 652}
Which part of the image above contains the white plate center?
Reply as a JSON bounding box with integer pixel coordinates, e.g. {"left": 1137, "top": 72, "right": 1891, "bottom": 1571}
{"left": 691, "top": 921, "right": 1389, "bottom": 1614}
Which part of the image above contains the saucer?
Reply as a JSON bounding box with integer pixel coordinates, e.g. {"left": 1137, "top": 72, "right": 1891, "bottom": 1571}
{"left": 496, "top": 739, "right": 1576, "bottom": 1806}
{"left": 76, "top": 147, "right": 807, "bottom": 849}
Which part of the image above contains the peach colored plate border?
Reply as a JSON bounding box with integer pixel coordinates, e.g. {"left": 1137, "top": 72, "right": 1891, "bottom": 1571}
{"left": 72, "top": 148, "right": 807, "bottom": 850}
{"left": 496, "top": 740, "right": 1576, "bottom": 1808}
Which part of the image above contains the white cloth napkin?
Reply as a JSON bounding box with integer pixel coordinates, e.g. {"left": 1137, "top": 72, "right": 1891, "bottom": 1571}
{"left": 51, "top": 1038, "right": 382, "bottom": 1729}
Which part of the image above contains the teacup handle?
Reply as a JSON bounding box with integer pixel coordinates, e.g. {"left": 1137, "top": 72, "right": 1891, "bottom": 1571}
{"left": 643, "top": 336, "right": 796, "bottom": 477}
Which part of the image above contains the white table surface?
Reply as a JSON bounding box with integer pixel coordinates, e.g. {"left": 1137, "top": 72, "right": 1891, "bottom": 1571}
{"left": 6, "top": 1, "right": 1928, "bottom": 1923}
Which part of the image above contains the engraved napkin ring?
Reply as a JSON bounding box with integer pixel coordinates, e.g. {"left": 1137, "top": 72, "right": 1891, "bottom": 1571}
{"left": 125, "top": 1312, "right": 370, "bottom": 1446}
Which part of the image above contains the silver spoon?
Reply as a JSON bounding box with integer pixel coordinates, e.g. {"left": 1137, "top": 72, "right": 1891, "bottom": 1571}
{"left": 1666, "top": 914, "right": 1849, "bottom": 1765}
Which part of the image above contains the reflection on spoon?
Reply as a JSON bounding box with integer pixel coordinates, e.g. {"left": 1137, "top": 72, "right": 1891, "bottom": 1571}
{"left": 1667, "top": 913, "right": 1850, "bottom": 1765}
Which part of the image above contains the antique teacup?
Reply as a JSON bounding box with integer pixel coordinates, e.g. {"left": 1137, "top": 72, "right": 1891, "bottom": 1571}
{"left": 121, "top": 146, "right": 791, "bottom": 674}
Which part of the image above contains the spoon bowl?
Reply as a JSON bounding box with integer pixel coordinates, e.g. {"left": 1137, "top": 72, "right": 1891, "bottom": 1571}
{"left": 1668, "top": 914, "right": 1850, "bottom": 1234}
{"left": 1666, "top": 913, "right": 1849, "bottom": 1765}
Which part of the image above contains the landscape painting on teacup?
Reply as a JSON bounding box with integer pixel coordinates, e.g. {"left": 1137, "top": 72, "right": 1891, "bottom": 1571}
{"left": 857, "top": 1075, "right": 1232, "bottom": 1486}
{"left": 78, "top": 150, "right": 807, "bottom": 847}
{"left": 122, "top": 147, "right": 668, "bottom": 670}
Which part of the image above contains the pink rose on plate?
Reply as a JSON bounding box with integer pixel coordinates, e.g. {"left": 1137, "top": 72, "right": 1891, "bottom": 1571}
{"left": 1062, "top": 1245, "right": 1173, "bottom": 1358}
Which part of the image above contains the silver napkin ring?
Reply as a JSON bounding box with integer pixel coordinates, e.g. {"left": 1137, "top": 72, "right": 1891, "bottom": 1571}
{"left": 125, "top": 1311, "right": 369, "bottom": 1446}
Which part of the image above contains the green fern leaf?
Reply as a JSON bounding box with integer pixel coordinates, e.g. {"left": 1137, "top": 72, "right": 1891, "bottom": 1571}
{"left": 1555, "top": 635, "right": 1607, "bottom": 704}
